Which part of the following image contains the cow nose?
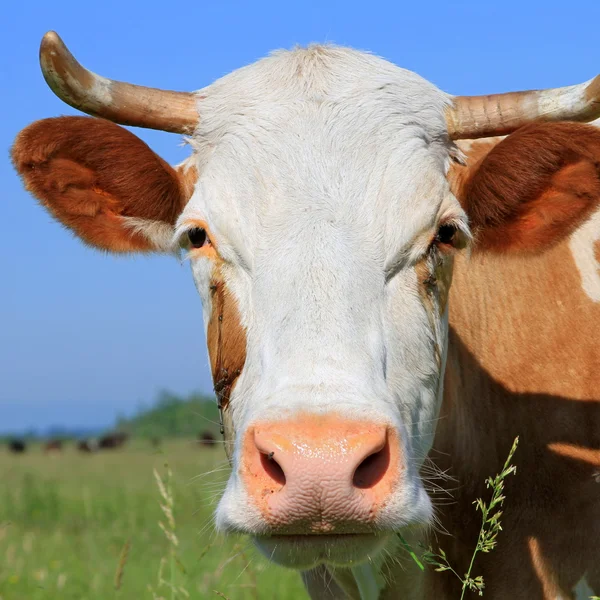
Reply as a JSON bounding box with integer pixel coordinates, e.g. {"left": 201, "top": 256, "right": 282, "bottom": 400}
{"left": 241, "top": 416, "right": 400, "bottom": 532}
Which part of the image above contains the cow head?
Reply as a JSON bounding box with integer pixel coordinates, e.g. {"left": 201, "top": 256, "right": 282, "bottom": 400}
{"left": 13, "top": 32, "right": 600, "bottom": 570}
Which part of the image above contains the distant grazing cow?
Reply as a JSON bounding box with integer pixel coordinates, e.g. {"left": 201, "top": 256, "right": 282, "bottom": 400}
{"left": 43, "top": 439, "right": 63, "bottom": 454}
{"left": 8, "top": 439, "right": 26, "bottom": 454}
{"left": 198, "top": 431, "right": 217, "bottom": 447}
{"left": 77, "top": 439, "right": 97, "bottom": 453}
{"left": 98, "top": 432, "right": 128, "bottom": 450}
{"left": 149, "top": 436, "right": 162, "bottom": 449}
{"left": 12, "top": 31, "right": 600, "bottom": 598}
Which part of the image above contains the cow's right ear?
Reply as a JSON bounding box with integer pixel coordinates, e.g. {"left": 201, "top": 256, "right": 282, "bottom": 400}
{"left": 12, "top": 116, "right": 196, "bottom": 253}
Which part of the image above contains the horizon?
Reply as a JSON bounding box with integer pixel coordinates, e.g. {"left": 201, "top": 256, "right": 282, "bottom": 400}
{"left": 3, "top": 0, "right": 600, "bottom": 431}
{"left": 0, "top": 390, "right": 218, "bottom": 436}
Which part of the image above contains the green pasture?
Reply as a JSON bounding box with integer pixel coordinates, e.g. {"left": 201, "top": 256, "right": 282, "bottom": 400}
{"left": 0, "top": 440, "right": 306, "bottom": 599}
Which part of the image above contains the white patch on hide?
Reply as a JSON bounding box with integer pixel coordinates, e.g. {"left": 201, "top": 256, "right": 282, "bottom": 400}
{"left": 569, "top": 208, "right": 600, "bottom": 302}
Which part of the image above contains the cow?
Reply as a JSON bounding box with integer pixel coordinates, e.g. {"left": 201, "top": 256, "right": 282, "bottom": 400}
{"left": 149, "top": 436, "right": 162, "bottom": 449}
{"left": 77, "top": 439, "right": 97, "bottom": 453}
{"left": 7, "top": 439, "right": 27, "bottom": 454}
{"left": 11, "top": 31, "right": 600, "bottom": 599}
{"left": 98, "top": 432, "right": 129, "bottom": 450}
{"left": 198, "top": 431, "right": 217, "bottom": 447}
{"left": 43, "top": 439, "right": 63, "bottom": 454}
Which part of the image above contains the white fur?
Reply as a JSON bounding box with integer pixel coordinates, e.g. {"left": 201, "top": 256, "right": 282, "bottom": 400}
{"left": 121, "top": 217, "right": 175, "bottom": 252}
{"left": 569, "top": 207, "right": 600, "bottom": 302}
{"left": 172, "top": 45, "right": 467, "bottom": 579}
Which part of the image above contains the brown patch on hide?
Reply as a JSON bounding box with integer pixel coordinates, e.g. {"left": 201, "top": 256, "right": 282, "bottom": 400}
{"left": 448, "top": 239, "right": 600, "bottom": 401}
{"left": 417, "top": 232, "right": 600, "bottom": 598}
{"left": 448, "top": 122, "right": 600, "bottom": 254}
{"left": 528, "top": 537, "right": 566, "bottom": 599}
{"left": 12, "top": 116, "right": 191, "bottom": 252}
{"left": 549, "top": 443, "right": 600, "bottom": 468}
{"left": 207, "top": 267, "right": 247, "bottom": 458}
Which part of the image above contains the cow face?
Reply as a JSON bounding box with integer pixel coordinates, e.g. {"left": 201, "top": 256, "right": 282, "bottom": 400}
{"left": 13, "top": 44, "right": 600, "bottom": 571}
{"left": 170, "top": 48, "right": 472, "bottom": 568}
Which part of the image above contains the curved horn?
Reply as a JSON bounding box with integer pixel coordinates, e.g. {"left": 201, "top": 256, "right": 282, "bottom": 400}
{"left": 39, "top": 31, "right": 199, "bottom": 134}
{"left": 447, "top": 75, "right": 600, "bottom": 140}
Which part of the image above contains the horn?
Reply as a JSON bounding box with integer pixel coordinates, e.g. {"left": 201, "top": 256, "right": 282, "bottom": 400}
{"left": 39, "top": 31, "right": 199, "bottom": 134}
{"left": 447, "top": 75, "right": 600, "bottom": 140}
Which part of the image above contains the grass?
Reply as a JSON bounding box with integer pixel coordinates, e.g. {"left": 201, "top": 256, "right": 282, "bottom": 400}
{"left": 4, "top": 436, "right": 572, "bottom": 600}
{"left": 398, "top": 437, "right": 520, "bottom": 599}
{"left": 0, "top": 439, "right": 306, "bottom": 600}
{"left": 422, "top": 437, "right": 519, "bottom": 598}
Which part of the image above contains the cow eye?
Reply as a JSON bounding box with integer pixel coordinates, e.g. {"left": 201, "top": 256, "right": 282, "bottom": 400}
{"left": 188, "top": 227, "right": 209, "bottom": 248}
{"left": 435, "top": 223, "right": 457, "bottom": 246}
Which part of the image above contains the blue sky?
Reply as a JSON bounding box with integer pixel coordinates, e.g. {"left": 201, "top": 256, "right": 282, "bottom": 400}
{"left": 2, "top": 0, "right": 600, "bottom": 431}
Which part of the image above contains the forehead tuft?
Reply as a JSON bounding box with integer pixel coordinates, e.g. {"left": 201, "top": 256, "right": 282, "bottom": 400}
{"left": 190, "top": 45, "right": 452, "bottom": 148}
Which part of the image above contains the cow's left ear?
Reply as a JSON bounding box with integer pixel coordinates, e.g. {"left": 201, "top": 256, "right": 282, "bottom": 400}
{"left": 450, "top": 122, "right": 600, "bottom": 253}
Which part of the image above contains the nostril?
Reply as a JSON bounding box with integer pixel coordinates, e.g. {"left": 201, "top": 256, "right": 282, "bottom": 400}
{"left": 260, "top": 451, "right": 286, "bottom": 486}
{"left": 352, "top": 437, "right": 390, "bottom": 489}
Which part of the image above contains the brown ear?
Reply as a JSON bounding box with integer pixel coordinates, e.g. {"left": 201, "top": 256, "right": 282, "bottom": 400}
{"left": 12, "top": 116, "right": 193, "bottom": 252}
{"left": 450, "top": 123, "right": 600, "bottom": 253}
